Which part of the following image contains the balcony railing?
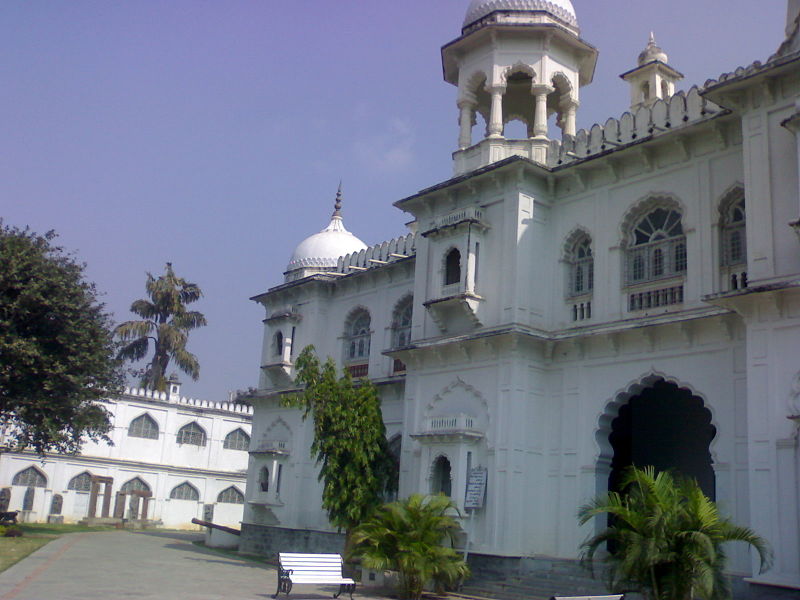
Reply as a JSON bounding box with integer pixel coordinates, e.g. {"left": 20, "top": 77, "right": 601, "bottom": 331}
{"left": 424, "top": 414, "right": 477, "bottom": 433}
{"left": 251, "top": 440, "right": 290, "bottom": 455}
{"left": 628, "top": 285, "right": 684, "bottom": 311}
{"left": 347, "top": 363, "right": 369, "bottom": 378}
{"left": 626, "top": 237, "right": 686, "bottom": 285}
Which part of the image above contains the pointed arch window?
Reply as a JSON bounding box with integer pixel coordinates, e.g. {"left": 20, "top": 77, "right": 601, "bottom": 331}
{"left": 223, "top": 428, "right": 250, "bottom": 451}
{"left": 12, "top": 467, "right": 46, "bottom": 488}
{"left": 121, "top": 478, "right": 150, "bottom": 494}
{"left": 129, "top": 413, "right": 159, "bottom": 440}
{"left": 217, "top": 486, "right": 244, "bottom": 504}
{"left": 721, "top": 194, "right": 746, "bottom": 267}
{"left": 176, "top": 422, "right": 207, "bottom": 446}
{"left": 260, "top": 466, "right": 270, "bottom": 492}
{"left": 345, "top": 309, "right": 371, "bottom": 362}
{"left": 274, "top": 331, "right": 284, "bottom": 357}
{"left": 444, "top": 249, "right": 461, "bottom": 286}
{"left": 68, "top": 472, "right": 93, "bottom": 492}
{"left": 170, "top": 482, "right": 199, "bottom": 501}
{"left": 626, "top": 207, "right": 686, "bottom": 284}
{"left": 392, "top": 297, "right": 413, "bottom": 348}
{"left": 568, "top": 236, "right": 594, "bottom": 296}
{"left": 431, "top": 456, "right": 452, "bottom": 498}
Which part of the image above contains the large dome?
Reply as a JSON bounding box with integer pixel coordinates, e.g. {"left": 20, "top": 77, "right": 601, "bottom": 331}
{"left": 286, "top": 189, "right": 367, "bottom": 274}
{"left": 463, "top": 0, "right": 578, "bottom": 28}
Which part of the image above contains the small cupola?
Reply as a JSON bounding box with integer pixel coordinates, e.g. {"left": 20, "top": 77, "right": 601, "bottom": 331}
{"left": 167, "top": 373, "right": 182, "bottom": 398}
{"left": 620, "top": 33, "right": 683, "bottom": 111}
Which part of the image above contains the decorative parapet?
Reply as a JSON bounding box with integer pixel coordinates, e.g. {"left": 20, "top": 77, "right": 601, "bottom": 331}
{"left": 420, "top": 206, "right": 487, "bottom": 237}
{"left": 546, "top": 86, "right": 723, "bottom": 168}
{"left": 121, "top": 386, "right": 254, "bottom": 416}
{"left": 337, "top": 233, "right": 416, "bottom": 274}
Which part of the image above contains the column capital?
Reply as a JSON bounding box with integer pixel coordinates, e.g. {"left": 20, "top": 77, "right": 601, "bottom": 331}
{"left": 457, "top": 94, "right": 477, "bottom": 109}
{"left": 531, "top": 84, "right": 555, "bottom": 96}
{"left": 486, "top": 84, "right": 506, "bottom": 95}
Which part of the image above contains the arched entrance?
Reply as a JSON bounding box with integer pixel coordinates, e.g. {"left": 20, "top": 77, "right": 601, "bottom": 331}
{"left": 601, "top": 376, "right": 716, "bottom": 500}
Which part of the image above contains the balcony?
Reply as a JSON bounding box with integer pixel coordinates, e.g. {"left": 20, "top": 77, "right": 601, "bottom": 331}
{"left": 346, "top": 363, "right": 369, "bottom": 378}
{"left": 411, "top": 413, "right": 484, "bottom": 443}
{"left": 249, "top": 440, "right": 290, "bottom": 456}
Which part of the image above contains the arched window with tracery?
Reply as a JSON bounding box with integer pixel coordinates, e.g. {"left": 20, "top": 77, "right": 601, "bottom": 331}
{"left": 128, "top": 413, "right": 159, "bottom": 440}
{"left": 344, "top": 309, "right": 371, "bottom": 376}
{"left": 176, "top": 422, "right": 207, "bottom": 446}
{"left": 12, "top": 467, "right": 46, "bottom": 488}
{"left": 170, "top": 482, "right": 199, "bottom": 501}
{"left": 444, "top": 248, "right": 461, "bottom": 286}
{"left": 217, "top": 486, "right": 244, "bottom": 504}
{"left": 68, "top": 472, "right": 93, "bottom": 492}
{"left": 223, "top": 428, "right": 250, "bottom": 451}
{"left": 430, "top": 456, "right": 452, "bottom": 497}
{"left": 121, "top": 477, "right": 150, "bottom": 494}
{"left": 392, "top": 297, "right": 413, "bottom": 348}
{"left": 720, "top": 188, "right": 747, "bottom": 290}
{"left": 568, "top": 235, "right": 594, "bottom": 297}
{"left": 626, "top": 206, "right": 686, "bottom": 285}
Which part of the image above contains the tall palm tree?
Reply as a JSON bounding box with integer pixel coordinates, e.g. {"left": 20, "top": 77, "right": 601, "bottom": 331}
{"left": 351, "top": 494, "right": 470, "bottom": 600}
{"left": 578, "top": 466, "right": 772, "bottom": 600}
{"left": 115, "top": 263, "right": 207, "bottom": 391}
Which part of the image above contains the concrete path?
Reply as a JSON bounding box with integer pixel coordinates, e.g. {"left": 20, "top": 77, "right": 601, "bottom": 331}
{"left": 0, "top": 530, "right": 379, "bottom": 600}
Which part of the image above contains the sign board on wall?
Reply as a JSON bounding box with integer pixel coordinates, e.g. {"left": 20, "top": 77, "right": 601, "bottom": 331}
{"left": 464, "top": 467, "right": 487, "bottom": 509}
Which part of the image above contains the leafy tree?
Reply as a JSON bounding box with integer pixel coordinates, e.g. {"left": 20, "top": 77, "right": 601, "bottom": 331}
{"left": 578, "top": 466, "right": 772, "bottom": 600}
{"left": 0, "top": 223, "right": 123, "bottom": 455}
{"left": 115, "top": 263, "right": 206, "bottom": 391}
{"left": 287, "top": 346, "right": 396, "bottom": 540}
{"left": 351, "top": 494, "right": 470, "bottom": 600}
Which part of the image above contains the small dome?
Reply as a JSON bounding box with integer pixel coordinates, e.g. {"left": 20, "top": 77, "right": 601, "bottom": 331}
{"left": 638, "top": 32, "right": 669, "bottom": 66}
{"left": 463, "top": 0, "right": 578, "bottom": 28}
{"left": 286, "top": 187, "right": 367, "bottom": 274}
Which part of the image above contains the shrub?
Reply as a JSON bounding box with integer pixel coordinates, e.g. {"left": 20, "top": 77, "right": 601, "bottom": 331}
{"left": 4, "top": 527, "right": 23, "bottom": 538}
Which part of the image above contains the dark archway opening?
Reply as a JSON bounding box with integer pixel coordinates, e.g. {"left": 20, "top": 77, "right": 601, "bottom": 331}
{"left": 608, "top": 379, "right": 716, "bottom": 500}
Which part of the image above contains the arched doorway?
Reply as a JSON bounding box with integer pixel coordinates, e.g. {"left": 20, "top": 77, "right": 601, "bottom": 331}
{"left": 604, "top": 377, "right": 716, "bottom": 499}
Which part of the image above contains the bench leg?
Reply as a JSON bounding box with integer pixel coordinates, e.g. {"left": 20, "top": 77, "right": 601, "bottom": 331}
{"left": 334, "top": 583, "right": 355, "bottom": 600}
{"left": 274, "top": 578, "right": 292, "bottom": 598}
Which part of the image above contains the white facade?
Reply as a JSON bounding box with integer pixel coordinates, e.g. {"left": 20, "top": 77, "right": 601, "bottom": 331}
{"left": 245, "top": 1, "right": 800, "bottom": 595}
{"left": 0, "top": 384, "right": 252, "bottom": 529}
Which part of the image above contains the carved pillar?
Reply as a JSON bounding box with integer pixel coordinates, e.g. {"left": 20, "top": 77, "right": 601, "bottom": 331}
{"left": 457, "top": 96, "right": 477, "bottom": 149}
{"left": 140, "top": 494, "right": 151, "bottom": 521}
{"left": 531, "top": 85, "right": 554, "bottom": 138}
{"left": 101, "top": 481, "right": 112, "bottom": 518}
{"left": 87, "top": 481, "right": 100, "bottom": 519}
{"left": 487, "top": 85, "right": 505, "bottom": 138}
{"left": 562, "top": 99, "right": 579, "bottom": 137}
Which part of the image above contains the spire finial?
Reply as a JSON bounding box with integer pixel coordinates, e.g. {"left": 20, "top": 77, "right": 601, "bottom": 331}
{"left": 649, "top": 31, "right": 655, "bottom": 45}
{"left": 333, "top": 181, "right": 343, "bottom": 217}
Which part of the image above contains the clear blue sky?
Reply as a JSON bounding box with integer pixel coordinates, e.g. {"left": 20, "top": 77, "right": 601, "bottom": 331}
{"left": 1, "top": 1, "right": 788, "bottom": 401}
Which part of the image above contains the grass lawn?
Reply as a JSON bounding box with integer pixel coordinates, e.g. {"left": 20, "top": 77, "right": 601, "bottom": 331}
{"left": 0, "top": 522, "right": 117, "bottom": 573}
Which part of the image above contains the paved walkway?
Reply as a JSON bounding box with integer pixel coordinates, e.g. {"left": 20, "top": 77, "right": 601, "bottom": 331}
{"left": 0, "top": 530, "right": 382, "bottom": 600}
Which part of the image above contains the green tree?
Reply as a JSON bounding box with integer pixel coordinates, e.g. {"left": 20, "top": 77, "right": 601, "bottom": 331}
{"left": 115, "top": 263, "right": 206, "bottom": 391}
{"left": 578, "top": 466, "right": 772, "bottom": 600}
{"left": 287, "top": 346, "right": 396, "bottom": 539}
{"left": 0, "top": 223, "right": 123, "bottom": 455}
{"left": 351, "top": 494, "right": 470, "bottom": 600}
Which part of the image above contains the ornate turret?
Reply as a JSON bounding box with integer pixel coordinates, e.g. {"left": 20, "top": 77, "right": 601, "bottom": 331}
{"left": 443, "top": 0, "right": 597, "bottom": 174}
{"left": 620, "top": 33, "right": 683, "bottom": 111}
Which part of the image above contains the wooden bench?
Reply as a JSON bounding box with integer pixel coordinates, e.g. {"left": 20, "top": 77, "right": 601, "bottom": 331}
{"left": 0, "top": 511, "right": 18, "bottom": 525}
{"left": 274, "top": 552, "right": 356, "bottom": 600}
{"left": 550, "top": 595, "right": 624, "bottom": 600}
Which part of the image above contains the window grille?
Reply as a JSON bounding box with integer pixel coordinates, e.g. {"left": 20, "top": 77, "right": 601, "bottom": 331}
{"left": 121, "top": 477, "right": 150, "bottom": 493}
{"left": 217, "top": 486, "right": 244, "bottom": 504}
{"left": 128, "top": 413, "right": 159, "bottom": 440}
{"left": 444, "top": 249, "right": 461, "bottom": 286}
{"left": 170, "top": 482, "right": 199, "bottom": 501}
{"left": 68, "top": 472, "right": 93, "bottom": 492}
{"left": 223, "top": 428, "right": 250, "bottom": 451}
{"left": 345, "top": 311, "right": 371, "bottom": 361}
{"left": 12, "top": 467, "right": 46, "bottom": 488}
{"left": 176, "top": 422, "right": 207, "bottom": 446}
{"left": 628, "top": 285, "right": 684, "bottom": 311}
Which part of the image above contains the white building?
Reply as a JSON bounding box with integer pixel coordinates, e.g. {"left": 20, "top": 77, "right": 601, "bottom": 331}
{"left": 0, "top": 381, "right": 252, "bottom": 529}
{"left": 242, "top": 1, "right": 800, "bottom": 597}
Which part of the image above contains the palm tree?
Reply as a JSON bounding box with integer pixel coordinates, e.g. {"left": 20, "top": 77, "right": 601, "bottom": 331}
{"left": 115, "top": 263, "right": 207, "bottom": 391}
{"left": 578, "top": 466, "right": 772, "bottom": 600}
{"left": 350, "top": 494, "right": 470, "bottom": 600}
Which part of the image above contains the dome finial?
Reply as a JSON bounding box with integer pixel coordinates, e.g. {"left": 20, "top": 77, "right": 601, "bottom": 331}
{"left": 333, "top": 181, "right": 343, "bottom": 218}
{"left": 649, "top": 31, "right": 655, "bottom": 45}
